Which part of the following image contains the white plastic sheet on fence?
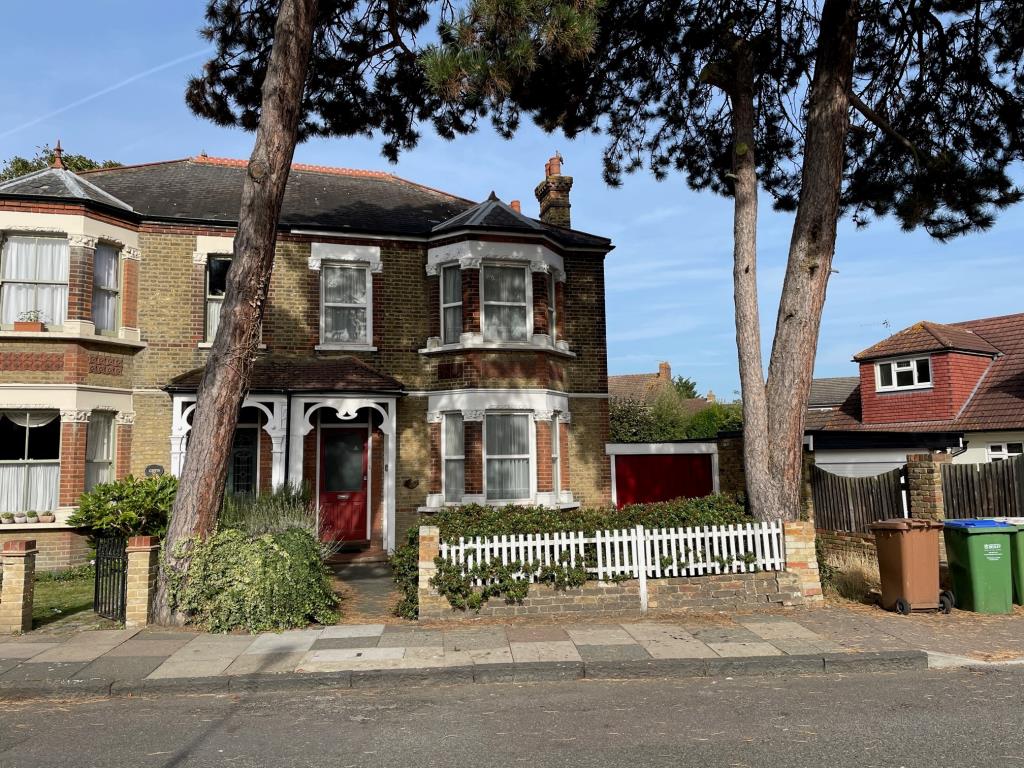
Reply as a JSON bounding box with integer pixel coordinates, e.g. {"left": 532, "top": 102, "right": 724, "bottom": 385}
{"left": 438, "top": 521, "right": 786, "bottom": 613}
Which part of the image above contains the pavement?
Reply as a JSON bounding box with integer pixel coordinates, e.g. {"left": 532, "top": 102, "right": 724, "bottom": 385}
{"left": 4, "top": 668, "right": 1023, "bottom": 767}
{"left": 0, "top": 613, "right": 928, "bottom": 699}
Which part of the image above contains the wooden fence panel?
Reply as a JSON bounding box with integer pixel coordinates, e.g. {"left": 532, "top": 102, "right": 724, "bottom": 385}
{"left": 811, "top": 464, "right": 905, "bottom": 533}
{"left": 941, "top": 459, "right": 1020, "bottom": 519}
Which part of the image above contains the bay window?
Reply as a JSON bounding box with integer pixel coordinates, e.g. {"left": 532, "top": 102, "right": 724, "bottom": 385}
{"left": 322, "top": 263, "right": 369, "bottom": 345}
{"left": 876, "top": 356, "right": 931, "bottom": 391}
{"left": 443, "top": 412, "right": 464, "bottom": 503}
{"left": 205, "top": 256, "right": 230, "bottom": 341}
{"left": 85, "top": 412, "right": 114, "bottom": 490}
{"left": 0, "top": 410, "right": 60, "bottom": 512}
{"left": 92, "top": 243, "right": 120, "bottom": 332}
{"left": 0, "top": 236, "right": 70, "bottom": 327}
{"left": 551, "top": 416, "right": 561, "bottom": 495}
{"left": 482, "top": 265, "right": 529, "bottom": 342}
{"left": 485, "top": 413, "right": 531, "bottom": 501}
{"left": 441, "top": 264, "right": 462, "bottom": 345}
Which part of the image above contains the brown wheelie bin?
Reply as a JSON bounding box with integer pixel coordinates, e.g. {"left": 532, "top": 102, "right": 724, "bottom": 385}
{"left": 869, "top": 518, "right": 952, "bottom": 614}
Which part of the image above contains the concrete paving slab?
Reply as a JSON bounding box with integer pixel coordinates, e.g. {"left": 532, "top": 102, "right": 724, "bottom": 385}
{"left": 0, "top": 661, "right": 91, "bottom": 683}
{"left": 243, "top": 630, "right": 321, "bottom": 655}
{"left": 311, "top": 637, "right": 381, "bottom": 650}
{"left": 31, "top": 629, "right": 140, "bottom": 663}
{"left": 168, "top": 633, "right": 255, "bottom": 663}
{"left": 690, "top": 627, "right": 764, "bottom": 644}
{"left": 75, "top": 655, "right": 165, "bottom": 683}
{"left": 443, "top": 628, "right": 509, "bottom": 652}
{"left": 102, "top": 633, "right": 195, "bottom": 658}
{"left": 0, "top": 643, "right": 59, "bottom": 660}
{"left": 297, "top": 646, "right": 405, "bottom": 672}
{"left": 565, "top": 626, "right": 637, "bottom": 646}
{"left": 507, "top": 626, "right": 570, "bottom": 643}
{"left": 404, "top": 648, "right": 474, "bottom": 666}
{"left": 321, "top": 624, "right": 384, "bottom": 639}
{"left": 768, "top": 639, "right": 843, "bottom": 655}
{"left": 739, "top": 620, "right": 824, "bottom": 641}
{"left": 510, "top": 641, "right": 581, "bottom": 663}
{"left": 708, "top": 641, "right": 784, "bottom": 657}
{"left": 147, "top": 657, "right": 238, "bottom": 679}
{"left": 377, "top": 631, "right": 442, "bottom": 648}
{"left": 0, "top": 659, "right": 22, "bottom": 676}
{"left": 621, "top": 624, "right": 716, "bottom": 659}
{"left": 224, "top": 652, "right": 306, "bottom": 676}
{"left": 467, "top": 646, "right": 514, "bottom": 664}
{"left": 576, "top": 644, "right": 652, "bottom": 662}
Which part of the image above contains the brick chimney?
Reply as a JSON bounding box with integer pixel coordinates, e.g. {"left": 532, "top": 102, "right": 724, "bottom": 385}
{"left": 658, "top": 361, "right": 671, "bottom": 380}
{"left": 706, "top": 390, "right": 716, "bottom": 403}
{"left": 534, "top": 153, "right": 573, "bottom": 227}
{"left": 510, "top": 200, "right": 521, "bottom": 213}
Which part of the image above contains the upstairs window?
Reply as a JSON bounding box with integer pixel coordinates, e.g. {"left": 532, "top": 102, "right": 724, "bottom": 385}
{"left": 441, "top": 265, "right": 462, "bottom": 345}
{"left": 876, "top": 357, "right": 931, "bottom": 392}
{"left": 482, "top": 265, "right": 529, "bottom": 342}
{"left": 92, "top": 244, "right": 120, "bottom": 333}
{"left": 321, "top": 263, "right": 369, "bottom": 346}
{"left": 443, "top": 412, "right": 464, "bottom": 503}
{"left": 547, "top": 274, "right": 557, "bottom": 340}
{"left": 205, "top": 256, "right": 231, "bottom": 341}
{"left": 988, "top": 442, "right": 1023, "bottom": 462}
{"left": 0, "top": 236, "right": 69, "bottom": 328}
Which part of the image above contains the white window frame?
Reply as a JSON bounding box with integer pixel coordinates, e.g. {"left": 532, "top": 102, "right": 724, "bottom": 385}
{"left": 91, "top": 242, "right": 121, "bottom": 335}
{"left": 440, "top": 264, "right": 463, "bottom": 346}
{"left": 0, "top": 234, "right": 70, "bottom": 330}
{"left": 85, "top": 411, "right": 116, "bottom": 491}
{"left": 551, "top": 414, "right": 561, "bottom": 495}
{"left": 547, "top": 273, "right": 557, "bottom": 341}
{"left": 481, "top": 262, "right": 532, "bottom": 343}
{"left": 483, "top": 411, "right": 535, "bottom": 504}
{"left": 205, "top": 255, "right": 231, "bottom": 343}
{"left": 0, "top": 410, "right": 61, "bottom": 512}
{"left": 442, "top": 412, "right": 465, "bottom": 504}
{"left": 875, "top": 356, "right": 932, "bottom": 392}
{"left": 319, "top": 261, "right": 373, "bottom": 349}
{"left": 987, "top": 442, "right": 1024, "bottom": 462}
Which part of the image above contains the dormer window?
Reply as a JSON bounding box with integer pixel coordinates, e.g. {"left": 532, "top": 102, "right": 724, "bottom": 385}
{"left": 876, "top": 356, "right": 931, "bottom": 392}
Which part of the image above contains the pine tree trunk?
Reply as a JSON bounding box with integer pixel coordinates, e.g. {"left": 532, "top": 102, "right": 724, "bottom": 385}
{"left": 152, "top": 0, "right": 319, "bottom": 624}
{"left": 726, "top": 49, "right": 778, "bottom": 522}
{"left": 765, "top": 0, "right": 860, "bottom": 519}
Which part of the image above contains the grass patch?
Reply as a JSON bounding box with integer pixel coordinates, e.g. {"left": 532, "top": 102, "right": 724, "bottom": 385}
{"left": 818, "top": 544, "right": 880, "bottom": 604}
{"left": 32, "top": 566, "right": 96, "bottom": 628}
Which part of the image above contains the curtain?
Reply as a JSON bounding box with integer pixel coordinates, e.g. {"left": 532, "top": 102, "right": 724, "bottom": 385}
{"left": 92, "top": 244, "right": 119, "bottom": 331}
{"left": 1, "top": 411, "right": 58, "bottom": 428}
{"left": 442, "top": 266, "right": 462, "bottom": 344}
{"left": 323, "top": 265, "right": 367, "bottom": 343}
{"left": 0, "top": 464, "right": 59, "bottom": 512}
{"left": 444, "top": 413, "right": 464, "bottom": 503}
{"left": 206, "top": 299, "right": 222, "bottom": 341}
{"left": 0, "top": 236, "right": 69, "bottom": 325}
{"left": 0, "top": 465, "right": 26, "bottom": 512}
{"left": 85, "top": 413, "right": 113, "bottom": 491}
{"left": 483, "top": 266, "right": 528, "bottom": 342}
{"left": 485, "top": 414, "right": 530, "bottom": 500}
{"left": 483, "top": 266, "right": 525, "bottom": 302}
{"left": 324, "top": 265, "right": 366, "bottom": 304}
{"left": 325, "top": 307, "right": 367, "bottom": 343}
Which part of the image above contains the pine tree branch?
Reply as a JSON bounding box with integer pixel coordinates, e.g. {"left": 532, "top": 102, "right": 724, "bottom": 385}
{"left": 848, "top": 91, "right": 922, "bottom": 167}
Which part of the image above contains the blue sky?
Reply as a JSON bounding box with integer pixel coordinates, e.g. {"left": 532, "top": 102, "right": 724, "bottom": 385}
{"left": 3, "top": 2, "right": 1022, "bottom": 399}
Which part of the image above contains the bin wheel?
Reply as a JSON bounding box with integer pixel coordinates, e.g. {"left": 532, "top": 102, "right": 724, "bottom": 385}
{"left": 939, "top": 592, "right": 953, "bottom": 614}
{"left": 895, "top": 598, "right": 912, "bottom": 615}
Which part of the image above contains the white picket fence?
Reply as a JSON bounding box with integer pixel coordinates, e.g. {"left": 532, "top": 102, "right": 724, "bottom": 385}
{"left": 438, "top": 521, "right": 786, "bottom": 612}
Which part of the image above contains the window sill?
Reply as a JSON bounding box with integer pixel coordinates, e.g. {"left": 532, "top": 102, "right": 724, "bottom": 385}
{"left": 874, "top": 384, "right": 934, "bottom": 394}
{"left": 315, "top": 343, "right": 378, "bottom": 352}
{"left": 419, "top": 337, "right": 575, "bottom": 358}
{"left": 198, "top": 342, "right": 268, "bottom": 350}
{"left": 0, "top": 330, "right": 146, "bottom": 349}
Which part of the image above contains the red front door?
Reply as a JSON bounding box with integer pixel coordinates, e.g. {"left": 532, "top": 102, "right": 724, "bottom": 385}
{"left": 319, "top": 427, "right": 368, "bottom": 542}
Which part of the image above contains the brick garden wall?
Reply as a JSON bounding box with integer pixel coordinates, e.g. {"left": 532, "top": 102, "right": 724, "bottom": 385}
{"left": 0, "top": 529, "right": 90, "bottom": 572}
{"left": 816, "top": 529, "right": 877, "bottom": 562}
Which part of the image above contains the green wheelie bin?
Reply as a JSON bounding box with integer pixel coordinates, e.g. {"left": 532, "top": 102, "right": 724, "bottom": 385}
{"left": 943, "top": 519, "right": 1014, "bottom": 614}
{"left": 990, "top": 518, "right": 1024, "bottom": 606}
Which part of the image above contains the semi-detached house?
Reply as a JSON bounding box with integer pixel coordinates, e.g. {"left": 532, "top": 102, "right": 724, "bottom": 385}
{"left": 0, "top": 151, "right": 613, "bottom": 565}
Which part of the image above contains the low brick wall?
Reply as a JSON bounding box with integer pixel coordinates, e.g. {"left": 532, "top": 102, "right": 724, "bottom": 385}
{"left": 0, "top": 529, "right": 90, "bottom": 572}
{"left": 816, "top": 529, "right": 877, "bottom": 562}
{"left": 419, "top": 571, "right": 806, "bottom": 620}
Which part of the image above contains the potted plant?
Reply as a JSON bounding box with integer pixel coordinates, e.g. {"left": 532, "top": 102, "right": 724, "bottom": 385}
{"left": 38, "top": 511, "right": 56, "bottom": 524}
{"left": 25, "top": 511, "right": 39, "bottom": 524}
{"left": 14, "top": 309, "right": 46, "bottom": 332}
{"left": 13, "top": 512, "right": 27, "bottom": 524}
{"left": 0, "top": 512, "right": 13, "bottom": 525}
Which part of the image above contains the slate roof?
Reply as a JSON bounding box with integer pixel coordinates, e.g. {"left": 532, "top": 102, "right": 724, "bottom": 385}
{"left": 808, "top": 377, "right": 860, "bottom": 408}
{"left": 807, "top": 312, "right": 1024, "bottom": 433}
{"left": 58, "top": 156, "right": 611, "bottom": 250}
{"left": 853, "top": 320, "right": 1000, "bottom": 361}
{"left": 432, "top": 192, "right": 542, "bottom": 235}
{"left": 0, "top": 167, "right": 133, "bottom": 212}
{"left": 165, "top": 355, "right": 405, "bottom": 394}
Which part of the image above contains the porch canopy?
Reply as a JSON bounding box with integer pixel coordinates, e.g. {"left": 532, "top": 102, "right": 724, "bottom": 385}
{"left": 165, "top": 355, "right": 405, "bottom": 549}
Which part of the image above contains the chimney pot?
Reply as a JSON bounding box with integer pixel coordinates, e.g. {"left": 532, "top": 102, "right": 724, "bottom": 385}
{"left": 658, "top": 361, "right": 671, "bottom": 380}
{"left": 534, "top": 153, "right": 573, "bottom": 228}
{"left": 510, "top": 199, "right": 521, "bottom": 213}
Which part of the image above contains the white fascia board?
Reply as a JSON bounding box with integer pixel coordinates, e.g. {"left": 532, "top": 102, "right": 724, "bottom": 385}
{"left": 426, "top": 239, "right": 564, "bottom": 278}
{"left": 310, "top": 242, "right": 382, "bottom": 272}
{"left": 604, "top": 442, "right": 718, "bottom": 456}
{"left": 427, "top": 388, "right": 569, "bottom": 416}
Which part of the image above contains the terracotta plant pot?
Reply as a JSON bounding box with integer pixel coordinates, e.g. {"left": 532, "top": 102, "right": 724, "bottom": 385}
{"left": 38, "top": 513, "right": 56, "bottom": 524}
{"left": 13, "top": 321, "right": 44, "bottom": 332}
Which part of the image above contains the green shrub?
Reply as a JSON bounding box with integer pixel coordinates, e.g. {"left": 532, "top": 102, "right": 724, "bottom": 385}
{"left": 167, "top": 528, "right": 338, "bottom": 633}
{"left": 69, "top": 475, "right": 177, "bottom": 538}
{"left": 390, "top": 494, "right": 749, "bottom": 617}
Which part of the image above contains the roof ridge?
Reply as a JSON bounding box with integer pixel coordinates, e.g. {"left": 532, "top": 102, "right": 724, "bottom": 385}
{"left": 953, "top": 311, "right": 1024, "bottom": 326}
{"left": 77, "top": 158, "right": 192, "bottom": 175}
{"left": 191, "top": 155, "right": 394, "bottom": 180}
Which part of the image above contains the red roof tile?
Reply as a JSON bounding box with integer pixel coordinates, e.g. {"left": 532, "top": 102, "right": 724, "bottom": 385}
{"left": 853, "top": 320, "right": 1001, "bottom": 361}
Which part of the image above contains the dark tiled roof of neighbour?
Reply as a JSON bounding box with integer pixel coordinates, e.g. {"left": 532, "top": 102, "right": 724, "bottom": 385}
{"left": 0, "top": 167, "right": 133, "bottom": 212}
{"left": 853, "top": 320, "right": 1000, "bottom": 361}
{"left": 807, "top": 312, "right": 1024, "bottom": 433}
{"left": 165, "top": 355, "right": 405, "bottom": 394}
{"left": 808, "top": 376, "right": 860, "bottom": 407}
{"left": 66, "top": 156, "right": 611, "bottom": 249}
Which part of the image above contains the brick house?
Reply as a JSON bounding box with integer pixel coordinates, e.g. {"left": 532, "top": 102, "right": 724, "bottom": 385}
{"left": 807, "top": 315, "right": 1024, "bottom": 476}
{"left": 0, "top": 151, "right": 613, "bottom": 563}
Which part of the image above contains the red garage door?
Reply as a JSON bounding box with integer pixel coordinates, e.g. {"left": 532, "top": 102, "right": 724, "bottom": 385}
{"left": 613, "top": 453, "right": 714, "bottom": 508}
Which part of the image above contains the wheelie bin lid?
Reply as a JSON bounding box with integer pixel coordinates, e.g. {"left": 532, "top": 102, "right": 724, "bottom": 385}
{"left": 944, "top": 519, "right": 1012, "bottom": 530}
{"left": 869, "top": 518, "right": 943, "bottom": 531}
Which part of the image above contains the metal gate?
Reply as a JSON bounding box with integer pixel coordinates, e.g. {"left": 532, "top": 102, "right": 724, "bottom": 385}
{"left": 94, "top": 537, "right": 127, "bottom": 622}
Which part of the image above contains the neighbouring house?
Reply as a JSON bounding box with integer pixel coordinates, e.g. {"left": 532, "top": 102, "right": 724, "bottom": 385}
{"left": 807, "top": 315, "right": 1024, "bottom": 477}
{"left": 0, "top": 149, "right": 613, "bottom": 565}
{"left": 608, "top": 361, "right": 712, "bottom": 415}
